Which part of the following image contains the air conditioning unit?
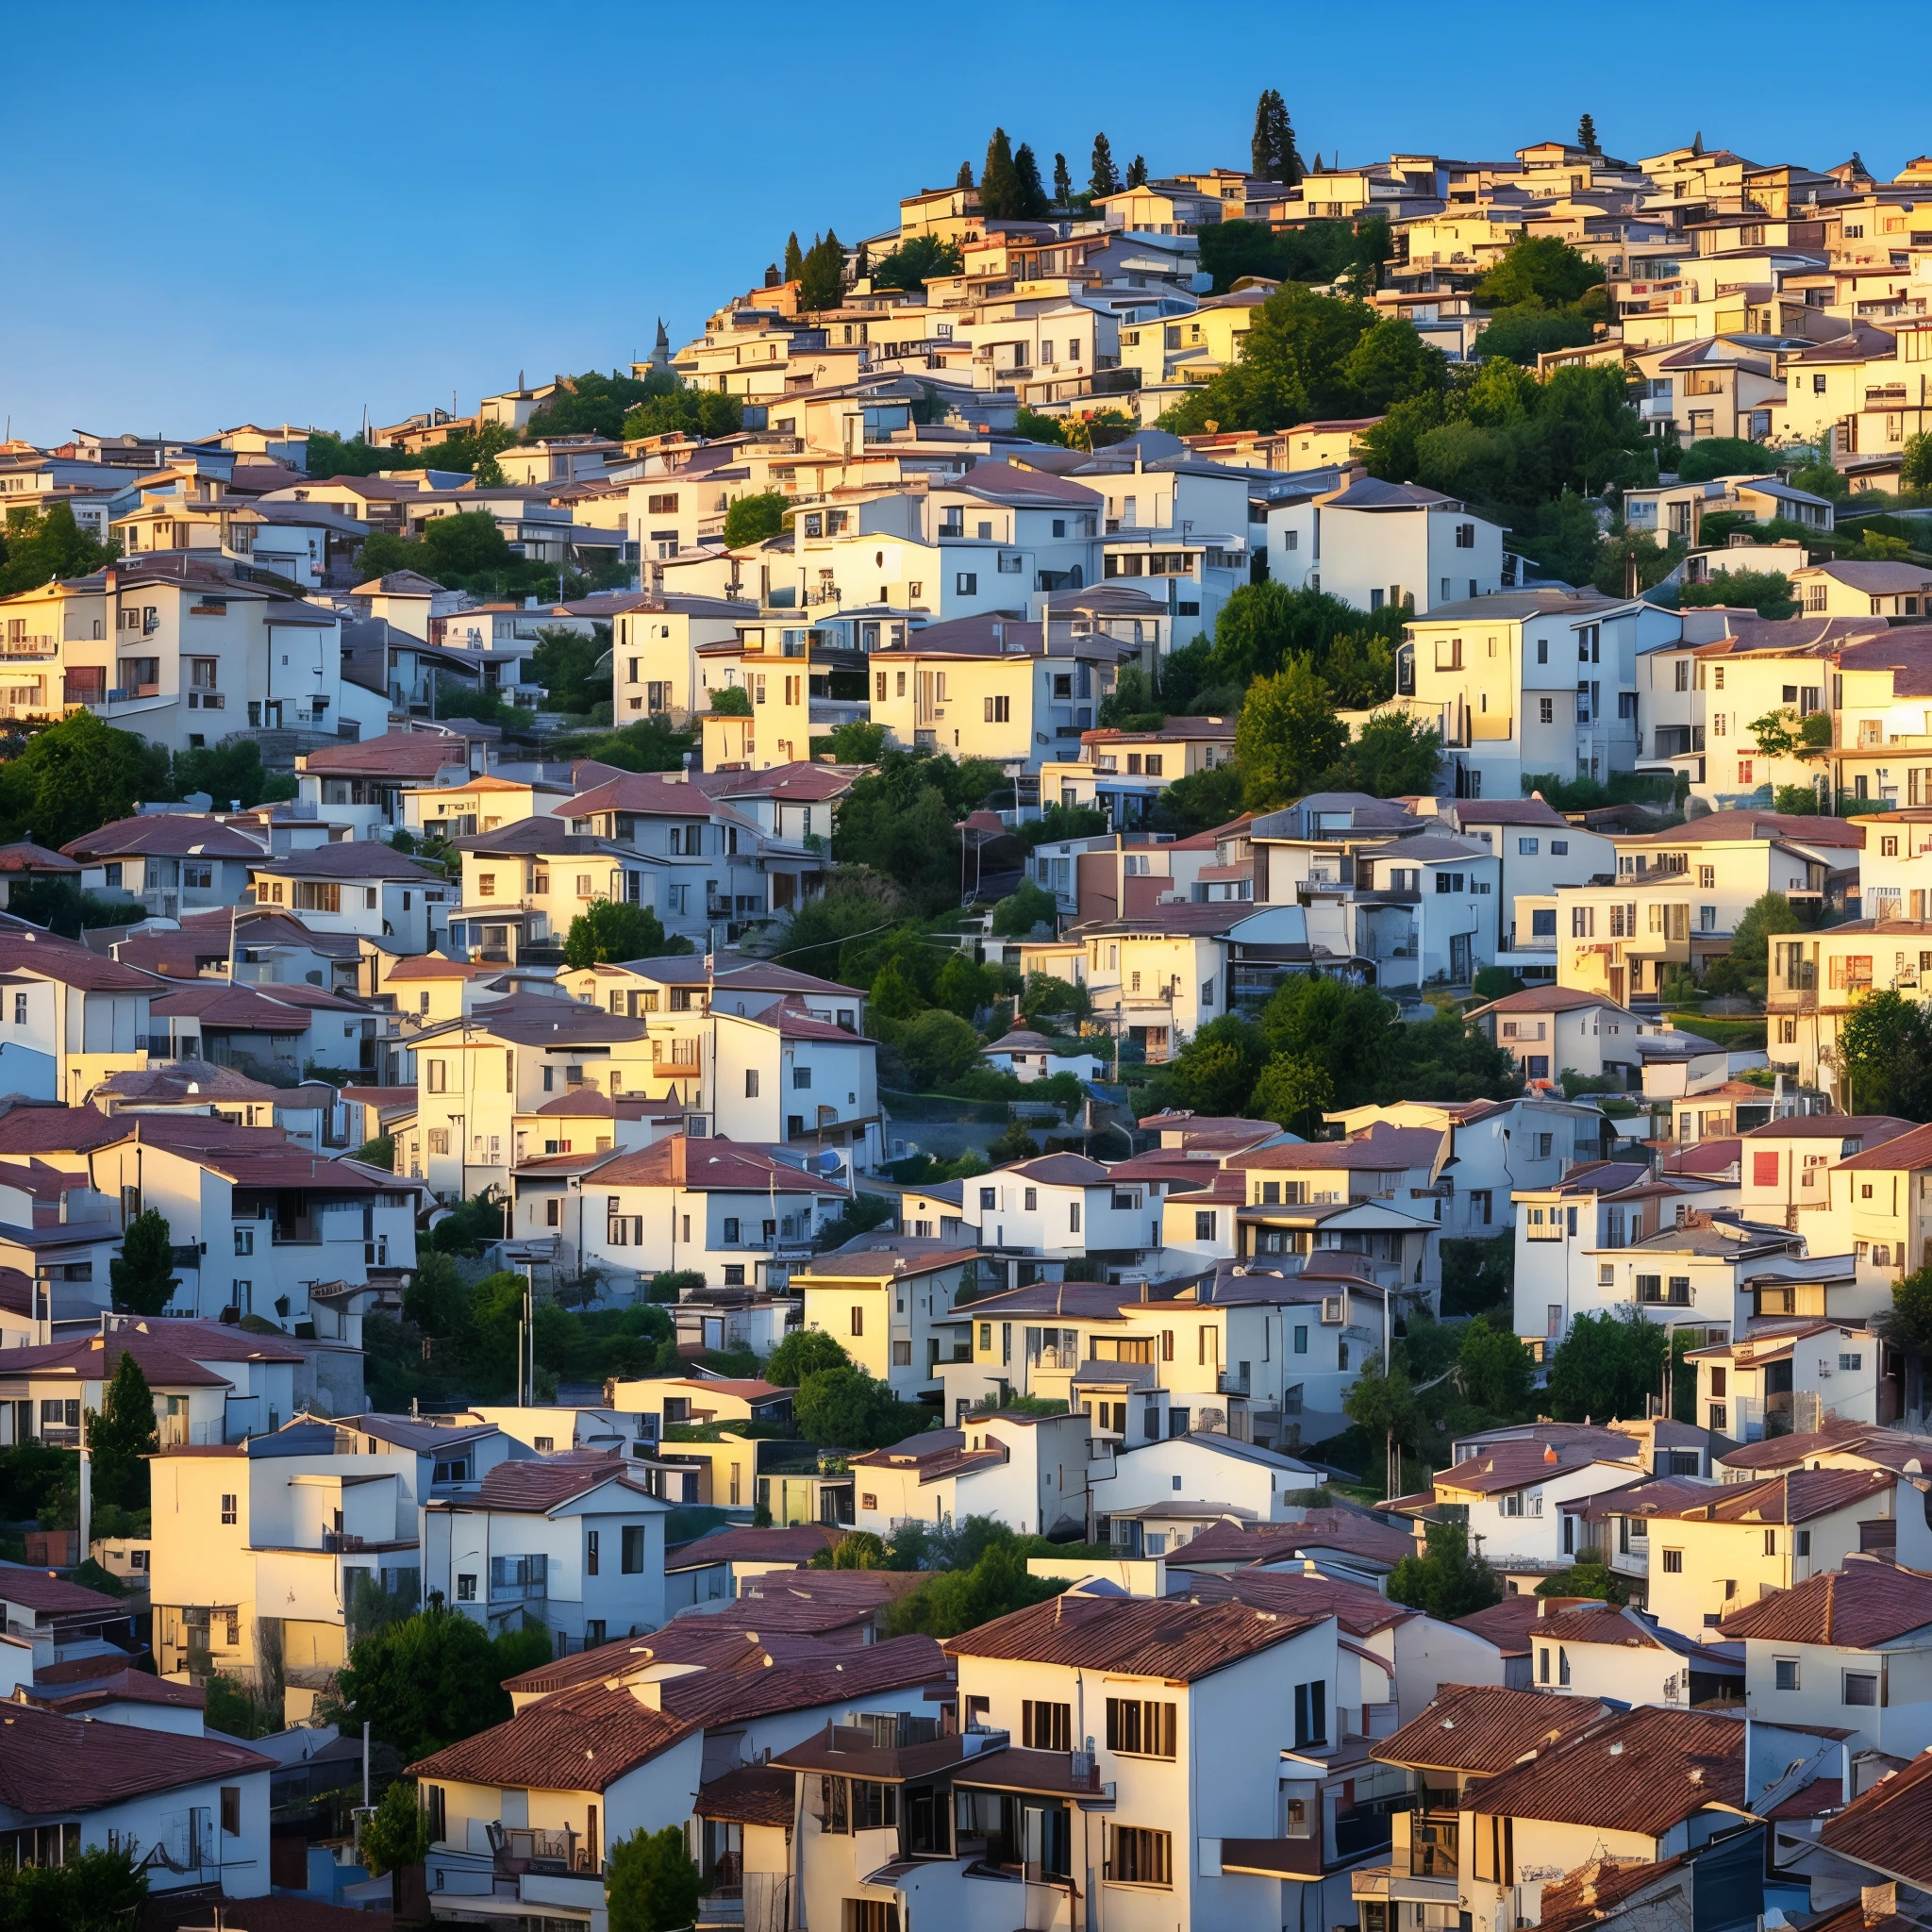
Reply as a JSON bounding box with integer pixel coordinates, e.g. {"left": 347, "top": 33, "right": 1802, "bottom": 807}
{"left": 1321, "top": 1296, "right": 1345, "bottom": 1325}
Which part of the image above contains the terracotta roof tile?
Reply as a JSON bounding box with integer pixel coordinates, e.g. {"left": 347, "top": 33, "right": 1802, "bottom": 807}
{"left": 1719, "top": 1555, "right": 1932, "bottom": 1647}
{"left": 944, "top": 1591, "right": 1324, "bottom": 1680}
{"left": 1818, "top": 1747, "right": 1932, "bottom": 1884}
{"left": 1374, "top": 1683, "right": 1612, "bottom": 1776}
{"left": 0, "top": 1701, "right": 273, "bottom": 1810}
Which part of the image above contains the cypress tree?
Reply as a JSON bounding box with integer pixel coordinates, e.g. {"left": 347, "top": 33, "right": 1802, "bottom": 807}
{"left": 798, "top": 230, "right": 846, "bottom": 312}
{"left": 1090, "top": 133, "right": 1119, "bottom": 199}
{"left": 981, "top": 127, "right": 1020, "bottom": 219}
{"left": 110, "top": 1208, "right": 178, "bottom": 1317}
{"left": 1576, "top": 112, "right": 1598, "bottom": 153}
{"left": 1052, "top": 152, "right": 1073, "bottom": 209}
{"left": 782, "top": 232, "right": 803, "bottom": 282}
{"left": 1124, "top": 154, "right": 1148, "bottom": 188}
{"left": 956, "top": 159, "right": 974, "bottom": 189}
{"left": 1013, "top": 143, "right": 1049, "bottom": 220}
{"left": 90, "top": 1349, "right": 158, "bottom": 1512}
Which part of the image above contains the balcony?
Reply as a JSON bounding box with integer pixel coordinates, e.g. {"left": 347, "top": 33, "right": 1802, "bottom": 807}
{"left": 1217, "top": 1370, "right": 1250, "bottom": 1396}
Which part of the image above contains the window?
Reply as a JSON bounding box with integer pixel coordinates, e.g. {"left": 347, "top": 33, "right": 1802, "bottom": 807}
{"left": 849, "top": 1305, "right": 864, "bottom": 1337}
{"left": 8, "top": 992, "right": 21, "bottom": 1026}
{"left": 1105, "top": 1697, "right": 1176, "bottom": 1757}
{"left": 1292, "top": 1324, "right": 1307, "bottom": 1354}
{"left": 457, "top": 1573, "right": 476, "bottom": 1601}
{"left": 1798, "top": 1530, "right": 1811, "bottom": 1556}
{"left": 221, "top": 1493, "right": 237, "bottom": 1525}
{"left": 793, "top": 1065, "right": 812, "bottom": 1090}
{"left": 221, "top": 1786, "right": 242, "bottom": 1838}
{"left": 1024, "top": 1700, "right": 1072, "bottom": 1750}
{"left": 1539, "top": 697, "right": 1554, "bottom": 724}
{"left": 1105, "top": 1825, "right": 1172, "bottom": 1888}
{"left": 622, "top": 1525, "right": 646, "bottom": 1573}
{"left": 1293, "top": 1680, "right": 1327, "bottom": 1747}
{"left": 1754, "top": 1152, "right": 1779, "bottom": 1186}
{"left": 1519, "top": 837, "right": 1540, "bottom": 855}
{"left": 745, "top": 1069, "right": 759, "bottom": 1098}
{"left": 1775, "top": 1658, "right": 1801, "bottom": 1690}
{"left": 1662, "top": 1548, "right": 1683, "bottom": 1573}
{"left": 1844, "top": 1672, "right": 1880, "bottom": 1707}
{"left": 425, "top": 1059, "right": 446, "bottom": 1093}
{"left": 1195, "top": 1210, "right": 1216, "bottom": 1240}
{"left": 984, "top": 694, "right": 1009, "bottom": 723}
{"left": 956, "top": 573, "right": 978, "bottom": 594}
{"left": 235, "top": 1227, "right": 254, "bottom": 1256}
{"left": 587, "top": 1529, "right": 600, "bottom": 1575}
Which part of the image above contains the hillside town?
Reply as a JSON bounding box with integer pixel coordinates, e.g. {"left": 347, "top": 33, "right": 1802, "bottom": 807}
{"left": 7, "top": 88, "right": 1932, "bottom": 1932}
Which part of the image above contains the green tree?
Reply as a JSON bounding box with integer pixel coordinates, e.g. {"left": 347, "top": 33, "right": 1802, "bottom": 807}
{"left": 173, "top": 739, "right": 297, "bottom": 811}
{"left": 991, "top": 880, "right": 1056, "bottom": 937}
{"left": 956, "top": 160, "right": 974, "bottom": 189}
{"left": 1677, "top": 569, "right": 1795, "bottom": 619}
{"left": 724, "top": 492, "right": 786, "bottom": 548}
{"left": 935, "top": 950, "right": 996, "bottom": 1019}
{"left": 1158, "top": 284, "right": 1378, "bottom": 435}
{"left": 1125, "top": 155, "right": 1147, "bottom": 187}
{"left": 793, "top": 1366, "right": 924, "bottom": 1449}
{"left": 1012, "top": 143, "right": 1050, "bottom": 220}
{"left": 1546, "top": 1308, "right": 1667, "bottom": 1421}
{"left": 1237, "top": 658, "right": 1345, "bottom": 809}
{"left": 1474, "top": 235, "right": 1606, "bottom": 310}
{"left": 824, "top": 1529, "right": 889, "bottom": 1569}
{"left": 359, "top": 1777, "right": 429, "bottom": 1877}
{"left": 897, "top": 1009, "right": 984, "bottom": 1088}
{"left": 1675, "top": 437, "right": 1775, "bottom": 482}
{"left": 0, "top": 1842, "right": 146, "bottom": 1929}
{"left": 4, "top": 879, "right": 140, "bottom": 939}
{"left": 1053, "top": 152, "right": 1074, "bottom": 208}
{"left": 522, "top": 371, "right": 670, "bottom": 442}
{"left": 1090, "top": 133, "right": 1120, "bottom": 199}
{"left": 561, "top": 900, "right": 690, "bottom": 970}
{"left": 420, "top": 509, "right": 514, "bottom": 578}
{"left": 0, "top": 502, "right": 119, "bottom": 597}
{"left": 607, "top": 1824, "right": 703, "bottom": 1932}
{"left": 1168, "top": 1015, "right": 1267, "bottom": 1116}
{"left": 110, "top": 1209, "right": 178, "bottom": 1317}
{"left": 1836, "top": 990, "right": 1932, "bottom": 1117}
{"left": 871, "top": 234, "right": 962, "bottom": 293}
{"left": 1246, "top": 1053, "right": 1334, "bottom": 1135}
{"left": 1727, "top": 891, "right": 1803, "bottom": 985}
{"left": 1457, "top": 1314, "right": 1534, "bottom": 1416}
{"left": 89, "top": 1350, "right": 158, "bottom": 1512}
{"left": 708, "top": 685, "right": 753, "bottom": 716}
{"left": 1386, "top": 1521, "right": 1502, "bottom": 1619}
{"left": 335, "top": 1601, "right": 548, "bottom": 1761}
{"left": 832, "top": 746, "right": 1003, "bottom": 906}
{"left": 1577, "top": 112, "right": 1598, "bottom": 151}
{"left": 529, "top": 627, "right": 611, "bottom": 715}
{"left": 0, "top": 710, "right": 172, "bottom": 848}
{"left": 1250, "top": 88, "right": 1301, "bottom": 185}
{"left": 1098, "top": 664, "right": 1163, "bottom": 730}
{"left": 1151, "top": 760, "right": 1245, "bottom": 836}
{"left": 1888, "top": 1266, "right": 1932, "bottom": 1354}
{"left": 1536, "top": 1550, "right": 1625, "bottom": 1603}
{"left": 980, "top": 128, "right": 1022, "bottom": 218}
{"left": 797, "top": 230, "right": 846, "bottom": 311}
{"left": 1519, "top": 491, "right": 1604, "bottom": 586}
{"left": 885, "top": 1536, "right": 1065, "bottom": 1638}
{"left": 782, "top": 232, "right": 804, "bottom": 282}
{"left": 1902, "top": 433, "right": 1932, "bottom": 492}
{"left": 1337, "top": 710, "right": 1443, "bottom": 796}
{"left": 826, "top": 719, "right": 887, "bottom": 763}
{"left": 1014, "top": 406, "right": 1069, "bottom": 447}
{"left": 620, "top": 374, "right": 743, "bottom": 442}
{"left": 764, "top": 1329, "right": 851, "bottom": 1387}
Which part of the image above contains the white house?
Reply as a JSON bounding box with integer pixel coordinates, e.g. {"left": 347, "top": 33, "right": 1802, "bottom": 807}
{"left": 1268, "top": 475, "right": 1505, "bottom": 615}
{"left": 422, "top": 1453, "right": 672, "bottom": 1653}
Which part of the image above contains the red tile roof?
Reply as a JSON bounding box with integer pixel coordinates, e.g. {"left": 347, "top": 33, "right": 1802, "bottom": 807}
{"left": 1465, "top": 1705, "right": 1746, "bottom": 1835}
{"left": 1453, "top": 1596, "right": 1545, "bottom": 1657}
{"left": 1175, "top": 1568, "right": 1413, "bottom": 1636}
{"left": 62, "top": 816, "right": 268, "bottom": 861}
{"left": 592, "top": 1138, "right": 848, "bottom": 1195}
{"left": 471, "top": 1454, "right": 655, "bottom": 1515}
{"left": 1167, "top": 1510, "right": 1417, "bottom": 1571}
{"left": 1719, "top": 1555, "right": 1932, "bottom": 1647}
{"left": 0, "top": 1565, "right": 129, "bottom": 1615}
{"left": 0, "top": 1701, "right": 273, "bottom": 1810}
{"left": 412, "top": 1633, "right": 947, "bottom": 1790}
{"left": 1374, "top": 1684, "right": 1612, "bottom": 1776}
{"left": 944, "top": 1591, "right": 1324, "bottom": 1680}
{"left": 1818, "top": 1748, "right": 1932, "bottom": 1885}
{"left": 1644, "top": 1466, "right": 1894, "bottom": 1524}
{"left": 301, "top": 730, "right": 473, "bottom": 778}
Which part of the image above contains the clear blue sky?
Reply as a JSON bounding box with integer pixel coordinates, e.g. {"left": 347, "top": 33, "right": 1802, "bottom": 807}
{"left": 6, "top": 1, "right": 1928, "bottom": 446}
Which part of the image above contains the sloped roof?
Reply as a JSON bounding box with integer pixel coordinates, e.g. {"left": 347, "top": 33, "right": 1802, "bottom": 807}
{"left": 591, "top": 1138, "right": 848, "bottom": 1196}
{"left": 943, "top": 1591, "right": 1324, "bottom": 1680}
{"left": 1817, "top": 1746, "right": 1932, "bottom": 1885}
{"left": 0, "top": 1702, "right": 275, "bottom": 1811}
{"left": 1375, "top": 1683, "right": 1612, "bottom": 1775}
{"left": 1174, "top": 1566, "right": 1412, "bottom": 1635}
{"left": 1718, "top": 1555, "right": 1932, "bottom": 1648}
{"left": 1465, "top": 1704, "right": 1745, "bottom": 1834}
{"left": 62, "top": 816, "right": 267, "bottom": 862}
{"left": 300, "top": 729, "right": 474, "bottom": 777}
{"left": 1165, "top": 1509, "right": 1416, "bottom": 1571}
{"left": 471, "top": 1454, "right": 657, "bottom": 1515}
